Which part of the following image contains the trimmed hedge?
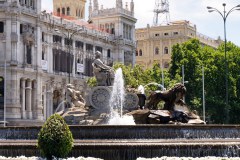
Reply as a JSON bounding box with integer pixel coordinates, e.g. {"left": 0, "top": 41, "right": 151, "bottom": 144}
{"left": 37, "top": 114, "right": 73, "bottom": 159}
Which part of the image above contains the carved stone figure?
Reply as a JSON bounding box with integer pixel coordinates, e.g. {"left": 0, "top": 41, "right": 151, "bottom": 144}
{"left": 66, "top": 84, "right": 86, "bottom": 108}
{"left": 92, "top": 51, "right": 114, "bottom": 86}
{"left": 146, "top": 83, "right": 186, "bottom": 110}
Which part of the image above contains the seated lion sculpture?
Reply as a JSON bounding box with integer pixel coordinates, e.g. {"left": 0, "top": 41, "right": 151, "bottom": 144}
{"left": 145, "top": 83, "right": 186, "bottom": 111}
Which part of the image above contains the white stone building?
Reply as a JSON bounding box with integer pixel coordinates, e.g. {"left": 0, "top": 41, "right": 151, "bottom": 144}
{"left": 0, "top": 0, "right": 136, "bottom": 126}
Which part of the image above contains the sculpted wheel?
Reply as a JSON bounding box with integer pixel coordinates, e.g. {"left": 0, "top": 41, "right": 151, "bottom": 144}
{"left": 124, "top": 92, "right": 139, "bottom": 110}
{"left": 89, "top": 86, "right": 111, "bottom": 109}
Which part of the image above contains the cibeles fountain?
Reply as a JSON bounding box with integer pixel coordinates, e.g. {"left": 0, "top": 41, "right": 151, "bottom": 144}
{"left": 58, "top": 50, "right": 203, "bottom": 125}
{"left": 1, "top": 52, "right": 240, "bottom": 160}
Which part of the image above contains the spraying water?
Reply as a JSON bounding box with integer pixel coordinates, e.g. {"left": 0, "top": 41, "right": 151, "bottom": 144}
{"left": 108, "top": 68, "right": 135, "bottom": 125}
{"left": 109, "top": 68, "right": 125, "bottom": 117}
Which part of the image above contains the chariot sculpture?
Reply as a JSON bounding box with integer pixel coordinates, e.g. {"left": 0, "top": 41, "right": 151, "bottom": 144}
{"left": 89, "top": 51, "right": 139, "bottom": 110}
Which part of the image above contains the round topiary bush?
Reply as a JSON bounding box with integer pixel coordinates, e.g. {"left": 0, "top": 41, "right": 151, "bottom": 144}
{"left": 37, "top": 114, "right": 73, "bottom": 160}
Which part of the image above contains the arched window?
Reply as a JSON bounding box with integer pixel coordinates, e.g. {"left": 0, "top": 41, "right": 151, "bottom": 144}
{"left": 110, "top": 23, "right": 115, "bottom": 34}
{"left": 155, "top": 47, "right": 159, "bottom": 55}
{"left": 99, "top": 24, "right": 104, "bottom": 31}
{"left": 67, "top": 7, "right": 70, "bottom": 16}
{"left": 164, "top": 47, "right": 169, "bottom": 54}
{"left": 135, "top": 50, "right": 138, "bottom": 56}
{"left": 62, "top": 8, "right": 65, "bottom": 15}
{"left": 57, "top": 8, "right": 61, "bottom": 16}
{"left": 139, "top": 49, "right": 143, "bottom": 56}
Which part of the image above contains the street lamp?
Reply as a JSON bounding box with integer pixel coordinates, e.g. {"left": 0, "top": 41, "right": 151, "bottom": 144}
{"left": 202, "top": 66, "right": 205, "bottom": 122}
{"left": 207, "top": 3, "right": 240, "bottom": 123}
{"left": 3, "top": 51, "right": 6, "bottom": 127}
{"left": 55, "top": 27, "right": 82, "bottom": 84}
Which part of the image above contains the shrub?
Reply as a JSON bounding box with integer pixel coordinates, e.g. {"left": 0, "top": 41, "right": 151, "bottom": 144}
{"left": 37, "top": 114, "right": 73, "bottom": 160}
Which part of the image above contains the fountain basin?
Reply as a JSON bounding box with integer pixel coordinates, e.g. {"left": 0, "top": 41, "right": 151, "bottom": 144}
{"left": 0, "top": 139, "right": 240, "bottom": 159}
{"left": 1, "top": 125, "right": 240, "bottom": 140}
{"left": 1, "top": 125, "right": 240, "bottom": 159}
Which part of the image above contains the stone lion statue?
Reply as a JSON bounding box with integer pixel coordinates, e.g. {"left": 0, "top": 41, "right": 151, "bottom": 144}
{"left": 66, "top": 84, "right": 86, "bottom": 108}
{"left": 146, "top": 83, "right": 186, "bottom": 111}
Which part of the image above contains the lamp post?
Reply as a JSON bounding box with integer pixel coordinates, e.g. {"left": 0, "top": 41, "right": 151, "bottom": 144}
{"left": 207, "top": 3, "right": 240, "bottom": 123}
{"left": 55, "top": 28, "right": 82, "bottom": 84}
{"left": 202, "top": 66, "right": 205, "bottom": 122}
{"left": 3, "top": 53, "right": 6, "bottom": 127}
{"left": 182, "top": 65, "right": 185, "bottom": 85}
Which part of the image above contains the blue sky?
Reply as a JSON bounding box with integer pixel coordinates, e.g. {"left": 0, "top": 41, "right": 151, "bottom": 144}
{"left": 42, "top": 0, "right": 240, "bottom": 46}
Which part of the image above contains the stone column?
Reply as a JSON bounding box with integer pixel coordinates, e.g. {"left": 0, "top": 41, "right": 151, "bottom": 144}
{"left": 36, "top": 78, "right": 44, "bottom": 120}
{"left": 23, "top": 44, "right": 27, "bottom": 65}
{"left": 32, "top": 81, "right": 37, "bottom": 119}
{"left": 48, "top": 35, "right": 53, "bottom": 73}
{"left": 5, "top": 15, "right": 11, "bottom": 63}
{"left": 10, "top": 12, "right": 19, "bottom": 64}
{"left": 83, "top": 43, "right": 86, "bottom": 73}
{"left": 42, "top": 86, "right": 47, "bottom": 120}
{"left": 31, "top": 44, "right": 34, "bottom": 65}
{"left": 20, "top": 79, "right": 26, "bottom": 119}
{"left": 72, "top": 41, "right": 76, "bottom": 78}
{"left": 25, "top": 80, "right": 32, "bottom": 119}
{"left": 36, "top": 22, "right": 42, "bottom": 70}
{"left": 46, "top": 84, "right": 53, "bottom": 118}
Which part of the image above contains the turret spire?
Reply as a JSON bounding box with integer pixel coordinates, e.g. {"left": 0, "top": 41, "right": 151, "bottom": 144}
{"left": 89, "top": 0, "right": 93, "bottom": 18}
{"left": 93, "top": 0, "right": 99, "bottom": 10}
{"left": 130, "top": 0, "right": 134, "bottom": 14}
{"left": 116, "top": 0, "right": 123, "bottom": 8}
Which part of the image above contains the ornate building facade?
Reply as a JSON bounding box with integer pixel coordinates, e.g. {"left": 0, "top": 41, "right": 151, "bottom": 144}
{"left": 135, "top": 20, "right": 222, "bottom": 69}
{"left": 89, "top": 0, "right": 137, "bottom": 65}
{"left": 0, "top": 0, "right": 136, "bottom": 125}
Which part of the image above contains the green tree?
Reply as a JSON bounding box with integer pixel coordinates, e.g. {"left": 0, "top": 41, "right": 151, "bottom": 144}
{"left": 170, "top": 39, "right": 240, "bottom": 124}
{"left": 169, "top": 39, "right": 203, "bottom": 110}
